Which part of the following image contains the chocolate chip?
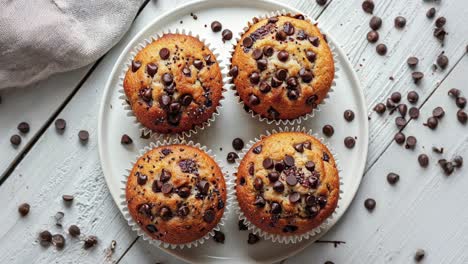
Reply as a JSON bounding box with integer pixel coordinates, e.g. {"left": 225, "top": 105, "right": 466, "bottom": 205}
{"left": 243, "top": 37, "right": 253, "bottom": 47}
{"left": 262, "top": 46, "right": 274, "bottom": 57}
{"left": 343, "top": 110, "right": 355, "bottom": 122}
{"left": 248, "top": 94, "right": 260, "bottom": 105}
{"left": 407, "top": 57, "right": 419, "bottom": 67}
{"left": 322, "top": 125, "right": 334, "bottom": 137}
{"left": 369, "top": 16, "right": 382, "bottom": 30}
{"left": 409, "top": 107, "right": 420, "bottom": 119}
{"left": 160, "top": 169, "right": 172, "bottom": 182}
{"left": 305, "top": 161, "right": 315, "bottom": 172}
{"left": 62, "top": 195, "right": 74, "bottom": 202}
{"left": 161, "top": 183, "right": 173, "bottom": 194}
{"left": 414, "top": 249, "right": 425, "bottom": 262}
{"left": 424, "top": 117, "right": 438, "bottom": 129}
{"left": 152, "top": 180, "right": 162, "bottom": 192}
{"left": 395, "top": 117, "right": 406, "bottom": 128}
{"left": 299, "top": 68, "right": 314, "bottom": 83}
{"left": 159, "top": 94, "right": 171, "bottom": 108}
{"left": 146, "top": 63, "right": 158, "bottom": 77}
{"left": 131, "top": 60, "right": 141, "bottom": 72}
{"left": 253, "top": 145, "right": 262, "bottom": 154}
{"left": 456, "top": 97, "right": 467, "bottom": 108}
{"left": 283, "top": 22, "right": 295, "bottom": 35}
{"left": 175, "top": 205, "right": 189, "bottom": 217}
{"left": 432, "top": 146, "right": 444, "bottom": 154}
{"left": 197, "top": 180, "right": 210, "bottom": 195}
{"left": 277, "top": 50, "right": 289, "bottom": 62}
{"left": 453, "top": 156, "right": 463, "bottom": 168}
{"left": 146, "top": 224, "right": 157, "bottom": 233}
{"left": 211, "top": 21, "right": 222, "bottom": 32}
{"left": 367, "top": 31, "right": 379, "bottom": 43}
{"left": 374, "top": 103, "right": 386, "bottom": 114}
{"left": 289, "top": 192, "right": 301, "bottom": 203}
{"left": 305, "top": 195, "right": 316, "bottom": 206}
{"left": 433, "top": 27, "right": 447, "bottom": 41}
{"left": 344, "top": 137, "right": 356, "bottom": 149}
{"left": 194, "top": 59, "right": 204, "bottom": 70}
{"left": 271, "top": 77, "right": 283, "bottom": 88}
{"left": 362, "top": 0, "right": 374, "bottom": 14}
{"left": 364, "top": 198, "right": 376, "bottom": 211}
{"left": 39, "top": 230, "right": 52, "bottom": 244}
{"left": 68, "top": 225, "right": 81, "bottom": 237}
{"left": 273, "top": 181, "right": 284, "bottom": 193}
{"left": 254, "top": 195, "right": 266, "bottom": 207}
{"left": 286, "top": 175, "right": 297, "bottom": 186}
{"left": 10, "top": 134, "right": 21, "bottom": 146}
{"left": 276, "top": 69, "right": 288, "bottom": 81}
{"left": 394, "top": 132, "right": 406, "bottom": 144}
{"left": 78, "top": 130, "right": 89, "bottom": 142}
{"left": 436, "top": 54, "right": 449, "bottom": 69}
{"left": 250, "top": 72, "right": 260, "bottom": 84}
{"left": 435, "top": 16, "right": 446, "bottom": 28}
{"left": 439, "top": 159, "right": 454, "bottom": 175}
{"left": 17, "top": 122, "right": 30, "bottom": 133}
{"left": 306, "top": 95, "right": 318, "bottom": 106}
{"left": 162, "top": 73, "right": 173, "bottom": 85}
{"left": 376, "top": 44, "right": 387, "bottom": 55}
{"left": 159, "top": 48, "right": 170, "bottom": 59}
{"left": 287, "top": 90, "right": 299, "bottom": 101}
{"left": 432, "top": 106, "right": 445, "bottom": 119}
{"left": 426, "top": 8, "right": 436, "bottom": 19}
{"left": 168, "top": 102, "right": 181, "bottom": 114}
{"left": 387, "top": 172, "right": 400, "bottom": 185}
{"left": 390, "top": 92, "right": 402, "bottom": 103}
{"left": 222, "top": 29, "right": 233, "bottom": 42}
{"left": 270, "top": 202, "right": 282, "bottom": 214}
{"left": 52, "top": 234, "right": 65, "bottom": 249}
{"left": 294, "top": 143, "right": 304, "bottom": 153}
{"left": 284, "top": 155, "right": 295, "bottom": 167}
{"left": 180, "top": 94, "right": 193, "bottom": 106}
{"left": 18, "top": 203, "right": 30, "bottom": 216}
{"left": 160, "top": 207, "right": 173, "bottom": 220}
{"left": 268, "top": 17, "right": 279, "bottom": 24}
{"left": 253, "top": 177, "right": 263, "bottom": 190}
{"left": 247, "top": 233, "right": 260, "bottom": 244}
{"left": 227, "top": 152, "right": 239, "bottom": 163}
{"left": 308, "top": 36, "right": 320, "bottom": 46}
{"left": 178, "top": 186, "right": 191, "bottom": 198}
{"left": 182, "top": 67, "right": 191, "bottom": 77}
{"left": 412, "top": 72, "right": 424, "bottom": 84}
{"left": 238, "top": 220, "right": 248, "bottom": 230}
{"left": 137, "top": 173, "right": 148, "bottom": 185}
{"left": 418, "top": 154, "right": 429, "bottom": 168}
{"left": 263, "top": 158, "right": 274, "bottom": 169}
{"left": 398, "top": 104, "right": 408, "bottom": 117}
{"left": 306, "top": 50, "right": 317, "bottom": 62}
{"left": 212, "top": 230, "right": 225, "bottom": 243}
{"left": 394, "top": 16, "right": 406, "bottom": 28}
{"left": 448, "top": 88, "right": 461, "bottom": 98}
{"left": 259, "top": 81, "right": 271, "bottom": 93}
{"left": 55, "top": 118, "right": 66, "bottom": 131}
{"left": 120, "top": 134, "right": 133, "bottom": 145}
{"left": 252, "top": 49, "right": 263, "bottom": 60}
{"left": 268, "top": 172, "right": 279, "bottom": 182}
{"left": 386, "top": 98, "right": 396, "bottom": 109}
{"left": 83, "top": 236, "right": 98, "bottom": 249}
{"left": 457, "top": 110, "right": 467, "bottom": 124}
{"left": 407, "top": 91, "right": 419, "bottom": 104}
{"left": 315, "top": 0, "right": 327, "bottom": 5}
{"left": 405, "top": 136, "right": 417, "bottom": 149}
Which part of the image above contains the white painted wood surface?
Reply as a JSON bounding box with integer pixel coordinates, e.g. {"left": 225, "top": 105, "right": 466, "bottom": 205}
{"left": 0, "top": 0, "right": 467, "bottom": 263}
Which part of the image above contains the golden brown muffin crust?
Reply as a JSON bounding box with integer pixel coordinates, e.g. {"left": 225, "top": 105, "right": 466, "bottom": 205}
{"left": 230, "top": 15, "right": 334, "bottom": 120}
{"left": 126, "top": 145, "right": 226, "bottom": 244}
{"left": 236, "top": 132, "right": 339, "bottom": 235}
{"left": 124, "top": 34, "right": 223, "bottom": 133}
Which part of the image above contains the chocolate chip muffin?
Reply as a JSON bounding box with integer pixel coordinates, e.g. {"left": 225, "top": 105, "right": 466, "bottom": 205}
{"left": 126, "top": 144, "right": 227, "bottom": 244}
{"left": 230, "top": 15, "right": 334, "bottom": 120}
{"left": 123, "top": 34, "right": 223, "bottom": 134}
{"left": 236, "top": 132, "right": 339, "bottom": 236}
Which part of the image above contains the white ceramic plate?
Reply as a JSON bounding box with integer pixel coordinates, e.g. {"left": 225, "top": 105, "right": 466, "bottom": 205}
{"left": 98, "top": 0, "right": 368, "bottom": 263}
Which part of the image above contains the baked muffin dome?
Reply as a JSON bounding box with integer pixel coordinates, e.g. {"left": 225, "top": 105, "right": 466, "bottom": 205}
{"left": 124, "top": 33, "right": 223, "bottom": 134}
{"left": 126, "top": 144, "right": 227, "bottom": 244}
{"left": 230, "top": 15, "right": 334, "bottom": 120}
{"left": 236, "top": 132, "right": 339, "bottom": 236}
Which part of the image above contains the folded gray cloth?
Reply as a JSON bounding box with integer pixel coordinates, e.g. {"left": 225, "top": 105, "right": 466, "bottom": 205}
{"left": 0, "top": 0, "right": 145, "bottom": 89}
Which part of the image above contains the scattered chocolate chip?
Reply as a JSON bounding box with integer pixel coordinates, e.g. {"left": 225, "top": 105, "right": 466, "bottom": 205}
{"left": 426, "top": 8, "right": 436, "bottom": 19}
{"left": 243, "top": 37, "right": 253, "bottom": 47}
{"left": 386, "top": 98, "right": 396, "bottom": 109}
{"left": 407, "top": 91, "right": 419, "bottom": 104}
{"left": 436, "top": 53, "right": 449, "bottom": 69}
{"left": 78, "top": 130, "right": 89, "bottom": 142}
{"left": 418, "top": 154, "right": 429, "bottom": 167}
{"left": 248, "top": 233, "right": 260, "bottom": 244}
{"left": 52, "top": 234, "right": 65, "bottom": 249}
{"left": 238, "top": 220, "right": 248, "bottom": 230}
{"left": 316, "top": 0, "right": 327, "bottom": 5}
{"left": 439, "top": 159, "right": 454, "bottom": 175}
{"left": 343, "top": 110, "right": 355, "bottom": 122}
{"left": 213, "top": 230, "right": 225, "bottom": 243}
{"left": 227, "top": 152, "right": 239, "bottom": 163}
{"left": 120, "top": 134, "right": 133, "bottom": 145}
{"left": 414, "top": 249, "right": 425, "bottom": 262}
{"left": 424, "top": 116, "right": 438, "bottom": 129}
{"left": 10, "top": 134, "right": 21, "bottom": 146}
{"left": 376, "top": 44, "right": 387, "bottom": 55}
{"left": 394, "top": 132, "right": 406, "bottom": 144}
{"left": 391, "top": 92, "right": 402, "bottom": 103}
{"left": 412, "top": 72, "right": 424, "bottom": 84}
{"left": 374, "top": 103, "right": 386, "bottom": 114}
{"left": 432, "top": 146, "right": 444, "bottom": 154}
{"left": 232, "top": 138, "right": 244, "bottom": 150}
{"left": 62, "top": 195, "right": 74, "bottom": 202}
{"left": 432, "top": 107, "right": 445, "bottom": 119}
{"left": 54, "top": 118, "right": 67, "bottom": 132}
{"left": 405, "top": 136, "right": 417, "bottom": 149}
{"left": 55, "top": 211, "right": 64, "bottom": 227}
{"left": 17, "top": 122, "right": 30, "bottom": 133}
{"left": 39, "top": 230, "right": 52, "bottom": 245}
{"left": 18, "top": 203, "right": 30, "bottom": 216}
{"left": 68, "top": 225, "right": 81, "bottom": 237}
{"left": 362, "top": 0, "right": 374, "bottom": 14}
{"left": 433, "top": 27, "right": 447, "bottom": 41}
{"left": 367, "top": 31, "right": 379, "bottom": 43}
{"left": 387, "top": 172, "right": 400, "bottom": 185}
{"left": 409, "top": 107, "right": 420, "bottom": 119}
{"left": 457, "top": 109, "right": 467, "bottom": 124}
{"left": 448, "top": 88, "right": 461, "bottom": 98}
{"left": 84, "top": 236, "right": 98, "bottom": 249}
{"left": 435, "top": 17, "right": 446, "bottom": 28}
{"left": 453, "top": 156, "right": 463, "bottom": 168}
{"left": 395, "top": 117, "right": 406, "bottom": 128}
{"left": 211, "top": 21, "right": 222, "bottom": 32}
{"left": 131, "top": 60, "right": 141, "bottom": 72}
{"left": 394, "top": 16, "right": 406, "bottom": 28}
{"left": 222, "top": 29, "right": 233, "bottom": 42}
{"left": 322, "top": 125, "right": 334, "bottom": 137}
{"left": 364, "top": 198, "right": 376, "bottom": 211}
{"left": 398, "top": 104, "right": 408, "bottom": 117}
{"left": 407, "top": 57, "right": 419, "bottom": 67}
{"left": 456, "top": 97, "right": 467, "bottom": 108}
{"left": 344, "top": 137, "right": 356, "bottom": 149}
{"left": 369, "top": 16, "right": 382, "bottom": 30}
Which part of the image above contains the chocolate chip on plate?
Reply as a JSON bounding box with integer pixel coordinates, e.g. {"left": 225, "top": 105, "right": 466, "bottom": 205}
{"left": 369, "top": 16, "right": 382, "bottom": 30}
{"left": 439, "top": 159, "right": 454, "bottom": 175}
{"left": 211, "top": 21, "right": 222, "bottom": 32}
{"left": 453, "top": 156, "right": 463, "bottom": 168}
{"left": 68, "top": 225, "right": 81, "bottom": 237}
{"left": 316, "top": 0, "right": 327, "bottom": 6}
{"left": 213, "top": 230, "right": 225, "bottom": 243}
{"left": 456, "top": 97, "right": 467, "bottom": 108}
{"left": 414, "top": 249, "right": 425, "bottom": 262}
{"left": 322, "top": 125, "right": 334, "bottom": 137}
{"left": 398, "top": 104, "right": 408, "bottom": 117}
{"left": 227, "top": 152, "right": 239, "bottom": 163}
{"left": 405, "top": 136, "right": 417, "bottom": 149}
{"left": 232, "top": 138, "right": 244, "bottom": 150}
{"left": 17, "top": 122, "right": 30, "bottom": 133}
{"left": 55, "top": 118, "right": 66, "bottom": 131}
{"left": 362, "top": 0, "right": 375, "bottom": 14}
{"left": 39, "top": 230, "right": 52, "bottom": 245}
{"left": 344, "top": 110, "right": 355, "bottom": 122}
{"left": 344, "top": 137, "right": 356, "bottom": 149}
{"left": 222, "top": 29, "right": 233, "bottom": 42}
{"left": 121, "top": 134, "right": 133, "bottom": 145}
{"left": 387, "top": 172, "right": 400, "bottom": 185}
{"left": 435, "top": 16, "right": 446, "bottom": 28}
{"left": 418, "top": 154, "right": 429, "bottom": 168}
{"left": 457, "top": 109, "right": 467, "bottom": 124}
{"left": 394, "top": 16, "right": 406, "bottom": 28}
{"left": 376, "top": 44, "right": 387, "bottom": 55}
{"left": 238, "top": 220, "right": 248, "bottom": 230}
{"left": 248, "top": 233, "right": 260, "bottom": 244}
{"left": 424, "top": 117, "right": 438, "bottom": 129}
{"left": 18, "top": 203, "right": 30, "bottom": 216}
{"left": 364, "top": 198, "right": 376, "bottom": 211}
{"left": 448, "top": 88, "right": 461, "bottom": 98}
{"left": 78, "top": 130, "right": 89, "bottom": 142}
{"left": 433, "top": 27, "right": 447, "bottom": 42}
{"left": 409, "top": 107, "right": 420, "bottom": 119}
{"left": 412, "top": 72, "right": 424, "bottom": 84}
{"left": 390, "top": 92, "right": 402, "bottom": 103}
{"left": 432, "top": 146, "right": 444, "bottom": 154}
{"left": 426, "top": 8, "right": 436, "bottom": 19}
{"left": 10, "top": 134, "right": 21, "bottom": 146}
{"left": 407, "top": 57, "right": 419, "bottom": 67}
{"left": 395, "top": 117, "right": 406, "bottom": 128}
{"left": 394, "top": 132, "right": 405, "bottom": 144}
{"left": 374, "top": 103, "right": 386, "bottom": 114}
{"left": 407, "top": 91, "right": 419, "bottom": 104}
{"left": 367, "top": 31, "right": 379, "bottom": 43}
{"left": 62, "top": 195, "right": 74, "bottom": 202}
{"left": 432, "top": 106, "right": 445, "bottom": 119}
{"left": 52, "top": 234, "right": 66, "bottom": 249}
{"left": 436, "top": 54, "right": 449, "bottom": 70}
{"left": 83, "top": 236, "right": 98, "bottom": 249}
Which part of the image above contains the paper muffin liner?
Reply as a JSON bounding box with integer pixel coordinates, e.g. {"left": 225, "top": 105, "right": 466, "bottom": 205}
{"left": 120, "top": 139, "right": 233, "bottom": 249}
{"left": 231, "top": 126, "right": 343, "bottom": 244}
{"left": 228, "top": 10, "right": 340, "bottom": 126}
{"left": 118, "top": 29, "right": 227, "bottom": 140}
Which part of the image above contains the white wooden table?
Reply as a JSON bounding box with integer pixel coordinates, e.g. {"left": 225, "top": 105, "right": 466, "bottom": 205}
{"left": 0, "top": 0, "right": 467, "bottom": 263}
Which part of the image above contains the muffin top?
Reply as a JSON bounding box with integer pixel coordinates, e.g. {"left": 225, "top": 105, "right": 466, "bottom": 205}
{"left": 126, "top": 144, "right": 226, "bottom": 244}
{"left": 124, "top": 33, "right": 223, "bottom": 134}
{"left": 236, "top": 132, "right": 339, "bottom": 235}
{"left": 230, "top": 15, "right": 334, "bottom": 120}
